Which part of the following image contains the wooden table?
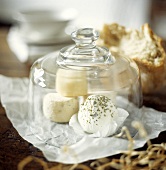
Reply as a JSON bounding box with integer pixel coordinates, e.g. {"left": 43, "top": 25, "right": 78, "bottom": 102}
{"left": 0, "top": 25, "right": 166, "bottom": 170}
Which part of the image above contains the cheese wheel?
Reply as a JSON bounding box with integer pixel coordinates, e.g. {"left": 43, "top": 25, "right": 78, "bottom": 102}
{"left": 56, "top": 68, "right": 87, "bottom": 97}
{"left": 43, "top": 93, "right": 79, "bottom": 123}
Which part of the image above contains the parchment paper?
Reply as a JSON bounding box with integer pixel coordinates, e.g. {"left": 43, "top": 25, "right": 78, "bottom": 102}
{"left": 0, "top": 75, "right": 166, "bottom": 164}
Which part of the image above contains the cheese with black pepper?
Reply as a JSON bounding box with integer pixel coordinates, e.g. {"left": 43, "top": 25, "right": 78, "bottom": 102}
{"left": 78, "top": 95, "right": 118, "bottom": 135}
{"left": 43, "top": 93, "right": 79, "bottom": 123}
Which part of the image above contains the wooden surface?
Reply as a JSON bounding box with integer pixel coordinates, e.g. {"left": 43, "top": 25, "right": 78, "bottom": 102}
{"left": 0, "top": 25, "right": 58, "bottom": 170}
{"left": 0, "top": 25, "right": 166, "bottom": 170}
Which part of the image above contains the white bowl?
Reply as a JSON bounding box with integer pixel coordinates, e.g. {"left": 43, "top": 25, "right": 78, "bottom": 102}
{"left": 14, "top": 8, "right": 77, "bottom": 40}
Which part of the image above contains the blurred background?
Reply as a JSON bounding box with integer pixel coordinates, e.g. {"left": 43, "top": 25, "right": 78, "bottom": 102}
{"left": 0, "top": 0, "right": 166, "bottom": 64}
{"left": 0, "top": 0, "right": 151, "bottom": 29}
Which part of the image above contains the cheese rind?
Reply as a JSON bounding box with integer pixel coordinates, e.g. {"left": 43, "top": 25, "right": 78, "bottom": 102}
{"left": 43, "top": 93, "right": 79, "bottom": 123}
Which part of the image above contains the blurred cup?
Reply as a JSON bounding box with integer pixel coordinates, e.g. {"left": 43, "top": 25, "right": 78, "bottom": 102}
{"left": 14, "top": 8, "right": 77, "bottom": 41}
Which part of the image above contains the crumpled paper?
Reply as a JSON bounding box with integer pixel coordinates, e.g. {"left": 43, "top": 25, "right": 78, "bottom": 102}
{"left": 69, "top": 108, "right": 129, "bottom": 137}
{"left": 0, "top": 75, "right": 166, "bottom": 164}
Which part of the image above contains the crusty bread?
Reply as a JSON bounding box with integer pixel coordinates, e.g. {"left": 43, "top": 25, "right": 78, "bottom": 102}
{"left": 98, "top": 23, "right": 166, "bottom": 94}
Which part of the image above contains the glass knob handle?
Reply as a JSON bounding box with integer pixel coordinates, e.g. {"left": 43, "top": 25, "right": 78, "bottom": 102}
{"left": 71, "top": 28, "right": 99, "bottom": 47}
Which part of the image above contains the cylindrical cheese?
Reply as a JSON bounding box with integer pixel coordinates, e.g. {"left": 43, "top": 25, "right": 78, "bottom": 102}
{"left": 56, "top": 68, "right": 87, "bottom": 97}
{"left": 43, "top": 93, "right": 79, "bottom": 123}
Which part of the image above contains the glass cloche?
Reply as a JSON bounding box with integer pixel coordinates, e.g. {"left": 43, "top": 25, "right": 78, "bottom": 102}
{"left": 28, "top": 28, "right": 142, "bottom": 146}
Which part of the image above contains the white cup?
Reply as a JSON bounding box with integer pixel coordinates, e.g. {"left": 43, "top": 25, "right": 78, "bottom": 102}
{"left": 14, "top": 8, "right": 77, "bottom": 41}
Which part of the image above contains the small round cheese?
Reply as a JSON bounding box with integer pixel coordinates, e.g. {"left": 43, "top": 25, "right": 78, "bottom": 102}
{"left": 78, "top": 95, "right": 118, "bottom": 134}
{"left": 43, "top": 93, "right": 79, "bottom": 123}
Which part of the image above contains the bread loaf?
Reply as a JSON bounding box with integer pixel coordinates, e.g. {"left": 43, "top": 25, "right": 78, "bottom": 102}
{"left": 98, "top": 23, "right": 166, "bottom": 94}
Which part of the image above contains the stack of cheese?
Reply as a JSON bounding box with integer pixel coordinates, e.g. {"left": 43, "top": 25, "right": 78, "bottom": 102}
{"left": 43, "top": 68, "right": 88, "bottom": 123}
{"left": 42, "top": 67, "right": 128, "bottom": 138}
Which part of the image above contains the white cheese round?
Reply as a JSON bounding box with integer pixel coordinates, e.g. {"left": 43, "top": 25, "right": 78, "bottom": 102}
{"left": 43, "top": 93, "right": 79, "bottom": 123}
{"left": 78, "top": 95, "right": 118, "bottom": 135}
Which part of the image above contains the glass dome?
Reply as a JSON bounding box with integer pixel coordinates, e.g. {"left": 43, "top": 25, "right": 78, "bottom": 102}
{"left": 28, "top": 28, "right": 142, "bottom": 146}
